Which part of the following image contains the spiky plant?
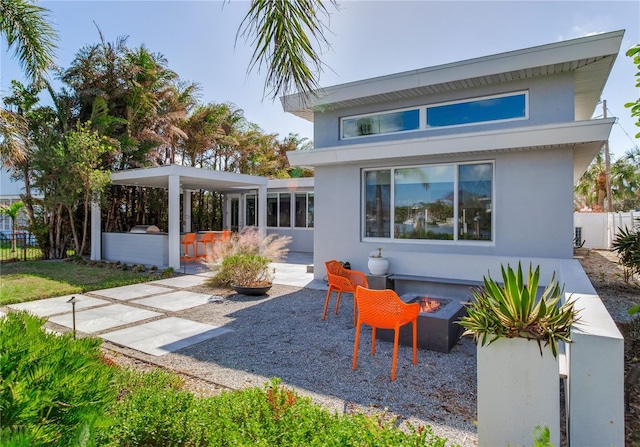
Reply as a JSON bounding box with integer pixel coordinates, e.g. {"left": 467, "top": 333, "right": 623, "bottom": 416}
{"left": 459, "top": 263, "right": 578, "bottom": 357}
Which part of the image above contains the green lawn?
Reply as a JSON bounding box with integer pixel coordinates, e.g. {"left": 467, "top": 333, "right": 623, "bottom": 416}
{"left": 0, "top": 261, "right": 156, "bottom": 305}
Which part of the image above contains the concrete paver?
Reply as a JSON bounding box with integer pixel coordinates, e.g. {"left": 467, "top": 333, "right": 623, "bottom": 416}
{"left": 91, "top": 283, "right": 173, "bottom": 300}
{"left": 133, "top": 290, "right": 222, "bottom": 312}
{"left": 48, "top": 303, "right": 161, "bottom": 333}
{"left": 100, "top": 317, "right": 232, "bottom": 356}
{"left": 8, "top": 294, "right": 109, "bottom": 317}
{"left": 150, "top": 275, "right": 208, "bottom": 288}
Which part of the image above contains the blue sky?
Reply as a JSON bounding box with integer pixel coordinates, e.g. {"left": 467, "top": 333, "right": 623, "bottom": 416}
{"left": 1, "top": 1, "right": 638, "bottom": 158}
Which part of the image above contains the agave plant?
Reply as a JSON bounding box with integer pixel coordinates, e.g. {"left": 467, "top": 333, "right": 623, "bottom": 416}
{"left": 459, "top": 262, "right": 578, "bottom": 357}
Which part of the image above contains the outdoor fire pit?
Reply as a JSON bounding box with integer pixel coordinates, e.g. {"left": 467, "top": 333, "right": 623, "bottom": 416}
{"left": 376, "top": 293, "right": 467, "bottom": 353}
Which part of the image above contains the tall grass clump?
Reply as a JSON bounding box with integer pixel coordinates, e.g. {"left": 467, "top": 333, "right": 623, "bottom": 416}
{"left": 0, "top": 312, "right": 117, "bottom": 446}
{"left": 204, "top": 228, "right": 291, "bottom": 287}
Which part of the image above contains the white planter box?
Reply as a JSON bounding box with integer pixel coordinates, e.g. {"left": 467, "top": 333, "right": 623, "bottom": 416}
{"left": 477, "top": 337, "right": 560, "bottom": 447}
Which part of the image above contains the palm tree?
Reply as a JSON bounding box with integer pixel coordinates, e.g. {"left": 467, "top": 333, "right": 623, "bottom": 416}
{"left": 238, "top": 0, "right": 337, "bottom": 101}
{"left": 0, "top": 0, "right": 58, "bottom": 85}
{"left": 0, "top": 201, "right": 25, "bottom": 252}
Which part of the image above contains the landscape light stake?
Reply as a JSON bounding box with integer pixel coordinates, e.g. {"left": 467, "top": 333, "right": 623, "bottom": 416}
{"left": 67, "top": 296, "right": 78, "bottom": 338}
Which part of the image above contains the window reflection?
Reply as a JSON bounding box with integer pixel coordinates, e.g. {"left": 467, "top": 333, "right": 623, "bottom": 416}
{"left": 458, "top": 163, "right": 492, "bottom": 240}
{"left": 363, "top": 162, "right": 493, "bottom": 242}
{"left": 365, "top": 170, "right": 391, "bottom": 238}
{"left": 394, "top": 166, "right": 454, "bottom": 240}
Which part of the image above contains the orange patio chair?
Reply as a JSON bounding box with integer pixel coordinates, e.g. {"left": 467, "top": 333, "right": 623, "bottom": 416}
{"left": 352, "top": 286, "right": 420, "bottom": 381}
{"left": 180, "top": 233, "right": 197, "bottom": 265}
{"left": 323, "top": 260, "right": 368, "bottom": 326}
{"left": 196, "top": 232, "right": 215, "bottom": 260}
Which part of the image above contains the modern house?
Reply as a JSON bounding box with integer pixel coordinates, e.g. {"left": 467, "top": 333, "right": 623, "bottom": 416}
{"left": 284, "top": 31, "right": 622, "bottom": 281}
{"left": 283, "top": 31, "right": 626, "bottom": 447}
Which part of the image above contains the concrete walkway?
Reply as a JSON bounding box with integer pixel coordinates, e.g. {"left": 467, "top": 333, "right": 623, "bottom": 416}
{"left": 6, "top": 252, "right": 326, "bottom": 356}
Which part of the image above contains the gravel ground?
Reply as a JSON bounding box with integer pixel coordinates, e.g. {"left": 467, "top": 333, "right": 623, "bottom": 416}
{"left": 103, "top": 283, "right": 479, "bottom": 446}
{"left": 99, "top": 250, "right": 640, "bottom": 447}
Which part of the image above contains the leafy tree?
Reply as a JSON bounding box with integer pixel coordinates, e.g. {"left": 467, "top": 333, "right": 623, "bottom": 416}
{"left": 625, "top": 43, "right": 640, "bottom": 138}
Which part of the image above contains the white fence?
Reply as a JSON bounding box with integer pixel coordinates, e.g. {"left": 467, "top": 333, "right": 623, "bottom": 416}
{"left": 574, "top": 211, "right": 639, "bottom": 250}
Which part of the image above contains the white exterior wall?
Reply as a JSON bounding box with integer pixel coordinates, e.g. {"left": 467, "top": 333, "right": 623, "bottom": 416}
{"left": 574, "top": 211, "right": 638, "bottom": 249}
{"left": 313, "top": 148, "right": 575, "bottom": 280}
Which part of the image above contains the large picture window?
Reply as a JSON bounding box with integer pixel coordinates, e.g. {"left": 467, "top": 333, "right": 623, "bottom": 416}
{"left": 364, "top": 162, "right": 493, "bottom": 242}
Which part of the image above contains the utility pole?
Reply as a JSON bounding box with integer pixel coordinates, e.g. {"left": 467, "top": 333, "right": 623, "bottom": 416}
{"left": 603, "top": 100, "right": 613, "bottom": 212}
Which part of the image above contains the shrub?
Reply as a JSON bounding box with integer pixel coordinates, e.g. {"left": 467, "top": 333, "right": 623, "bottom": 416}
{"left": 0, "top": 312, "right": 117, "bottom": 446}
{"left": 102, "top": 376, "right": 444, "bottom": 447}
{"left": 612, "top": 222, "right": 640, "bottom": 282}
{"left": 205, "top": 227, "right": 290, "bottom": 287}
{"left": 213, "top": 253, "right": 273, "bottom": 287}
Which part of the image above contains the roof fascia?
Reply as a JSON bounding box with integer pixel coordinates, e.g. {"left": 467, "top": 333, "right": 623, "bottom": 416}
{"left": 286, "top": 118, "right": 615, "bottom": 168}
{"left": 281, "top": 30, "right": 624, "bottom": 116}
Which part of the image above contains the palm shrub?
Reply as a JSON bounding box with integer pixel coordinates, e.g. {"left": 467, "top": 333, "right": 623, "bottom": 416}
{"left": 459, "top": 262, "right": 578, "bottom": 357}
{"left": 612, "top": 221, "right": 640, "bottom": 283}
{"left": 0, "top": 311, "right": 117, "bottom": 446}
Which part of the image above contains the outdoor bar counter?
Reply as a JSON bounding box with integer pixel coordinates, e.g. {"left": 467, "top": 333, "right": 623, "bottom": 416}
{"left": 102, "top": 231, "right": 217, "bottom": 267}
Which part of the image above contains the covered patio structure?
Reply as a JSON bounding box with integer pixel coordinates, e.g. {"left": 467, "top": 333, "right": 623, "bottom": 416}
{"left": 91, "top": 164, "right": 268, "bottom": 269}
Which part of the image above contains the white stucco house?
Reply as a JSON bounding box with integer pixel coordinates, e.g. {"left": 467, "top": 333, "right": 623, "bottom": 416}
{"left": 284, "top": 30, "right": 622, "bottom": 280}
{"left": 283, "top": 31, "right": 626, "bottom": 447}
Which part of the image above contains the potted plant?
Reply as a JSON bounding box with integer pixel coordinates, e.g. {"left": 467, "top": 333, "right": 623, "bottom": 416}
{"left": 459, "top": 262, "right": 578, "bottom": 447}
{"left": 367, "top": 247, "right": 389, "bottom": 275}
{"left": 204, "top": 228, "right": 290, "bottom": 296}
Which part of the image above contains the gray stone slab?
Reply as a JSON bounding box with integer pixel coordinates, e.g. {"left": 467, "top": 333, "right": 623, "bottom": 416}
{"left": 48, "top": 304, "right": 161, "bottom": 333}
{"left": 132, "top": 290, "right": 220, "bottom": 312}
{"left": 100, "top": 317, "right": 232, "bottom": 356}
{"left": 8, "top": 294, "right": 109, "bottom": 317}
{"left": 150, "top": 275, "right": 208, "bottom": 288}
{"left": 91, "top": 284, "right": 172, "bottom": 300}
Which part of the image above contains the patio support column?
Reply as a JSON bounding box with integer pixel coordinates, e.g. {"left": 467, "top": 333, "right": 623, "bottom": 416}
{"left": 258, "top": 184, "right": 267, "bottom": 238}
{"left": 168, "top": 174, "right": 181, "bottom": 270}
{"left": 183, "top": 190, "right": 192, "bottom": 232}
{"left": 90, "top": 201, "right": 101, "bottom": 261}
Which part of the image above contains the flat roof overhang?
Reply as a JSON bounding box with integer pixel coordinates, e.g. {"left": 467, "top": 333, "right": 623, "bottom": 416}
{"left": 110, "top": 164, "right": 268, "bottom": 191}
{"left": 286, "top": 118, "right": 615, "bottom": 184}
{"left": 282, "top": 31, "right": 623, "bottom": 123}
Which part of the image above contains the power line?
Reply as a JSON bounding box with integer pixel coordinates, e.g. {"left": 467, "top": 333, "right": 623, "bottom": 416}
{"left": 605, "top": 105, "right": 639, "bottom": 151}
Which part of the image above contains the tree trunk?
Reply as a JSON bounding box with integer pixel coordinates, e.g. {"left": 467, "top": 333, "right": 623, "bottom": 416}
{"left": 67, "top": 204, "right": 81, "bottom": 255}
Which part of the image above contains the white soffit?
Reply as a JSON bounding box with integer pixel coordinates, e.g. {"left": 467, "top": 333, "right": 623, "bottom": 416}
{"left": 282, "top": 30, "right": 623, "bottom": 122}
{"left": 287, "top": 119, "right": 615, "bottom": 173}
{"left": 110, "top": 164, "right": 267, "bottom": 191}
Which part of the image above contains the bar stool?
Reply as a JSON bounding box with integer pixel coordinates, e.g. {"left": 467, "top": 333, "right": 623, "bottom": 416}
{"left": 197, "top": 232, "right": 215, "bottom": 260}
{"left": 180, "top": 233, "right": 197, "bottom": 264}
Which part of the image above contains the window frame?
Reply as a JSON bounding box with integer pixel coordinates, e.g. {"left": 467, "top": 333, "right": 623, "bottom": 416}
{"left": 425, "top": 91, "right": 528, "bottom": 129}
{"left": 340, "top": 106, "right": 422, "bottom": 140}
{"left": 294, "top": 192, "right": 314, "bottom": 229}
{"left": 362, "top": 160, "right": 495, "bottom": 245}
{"left": 341, "top": 91, "right": 528, "bottom": 140}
